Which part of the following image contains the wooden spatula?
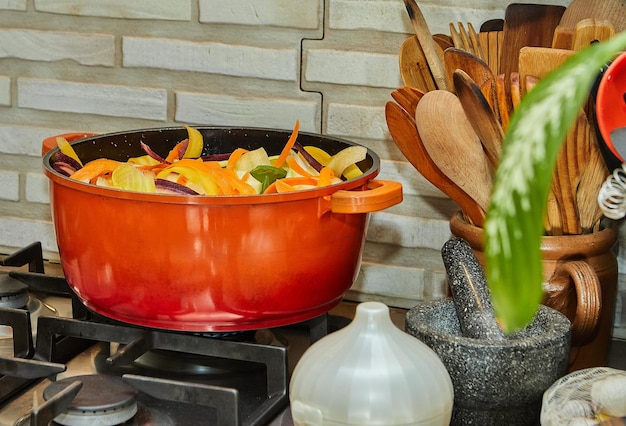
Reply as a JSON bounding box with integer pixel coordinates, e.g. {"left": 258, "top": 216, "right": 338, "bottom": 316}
{"left": 518, "top": 46, "right": 575, "bottom": 94}
{"left": 559, "top": 0, "right": 626, "bottom": 33}
{"left": 552, "top": 25, "right": 575, "bottom": 49}
{"left": 500, "top": 3, "right": 566, "bottom": 77}
{"left": 571, "top": 19, "right": 616, "bottom": 51}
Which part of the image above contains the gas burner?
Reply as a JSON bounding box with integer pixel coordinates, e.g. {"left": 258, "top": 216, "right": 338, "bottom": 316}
{"left": 131, "top": 329, "right": 286, "bottom": 376}
{"left": 43, "top": 375, "right": 138, "bottom": 426}
{"left": 0, "top": 275, "right": 29, "bottom": 309}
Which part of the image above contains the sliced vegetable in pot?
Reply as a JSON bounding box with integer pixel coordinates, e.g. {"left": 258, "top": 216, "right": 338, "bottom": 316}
{"left": 52, "top": 121, "right": 366, "bottom": 196}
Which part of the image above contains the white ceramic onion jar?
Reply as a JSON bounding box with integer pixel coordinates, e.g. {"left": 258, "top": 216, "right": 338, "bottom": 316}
{"left": 289, "top": 301, "right": 454, "bottom": 426}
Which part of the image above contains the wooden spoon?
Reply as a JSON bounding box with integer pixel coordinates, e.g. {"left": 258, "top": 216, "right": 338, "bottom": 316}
{"left": 443, "top": 48, "right": 497, "bottom": 115}
{"left": 453, "top": 69, "right": 504, "bottom": 170}
{"left": 385, "top": 100, "right": 486, "bottom": 225}
{"left": 414, "top": 90, "right": 493, "bottom": 214}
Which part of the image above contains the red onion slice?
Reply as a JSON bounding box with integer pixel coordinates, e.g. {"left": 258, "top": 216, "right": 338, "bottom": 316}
{"left": 201, "top": 153, "right": 231, "bottom": 162}
{"left": 294, "top": 141, "right": 324, "bottom": 172}
{"left": 140, "top": 142, "right": 167, "bottom": 163}
{"left": 155, "top": 178, "right": 199, "bottom": 195}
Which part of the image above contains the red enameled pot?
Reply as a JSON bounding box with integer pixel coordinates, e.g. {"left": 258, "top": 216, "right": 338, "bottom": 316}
{"left": 42, "top": 127, "right": 402, "bottom": 332}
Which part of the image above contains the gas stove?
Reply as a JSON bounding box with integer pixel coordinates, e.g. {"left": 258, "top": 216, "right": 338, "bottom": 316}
{"left": 0, "top": 242, "right": 355, "bottom": 426}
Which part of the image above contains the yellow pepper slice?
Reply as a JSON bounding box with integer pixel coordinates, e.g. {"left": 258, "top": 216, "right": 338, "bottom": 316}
{"left": 184, "top": 125, "right": 203, "bottom": 158}
{"left": 111, "top": 163, "right": 156, "bottom": 193}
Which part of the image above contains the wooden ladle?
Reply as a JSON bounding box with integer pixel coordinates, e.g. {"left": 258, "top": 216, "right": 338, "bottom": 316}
{"left": 414, "top": 90, "right": 493, "bottom": 215}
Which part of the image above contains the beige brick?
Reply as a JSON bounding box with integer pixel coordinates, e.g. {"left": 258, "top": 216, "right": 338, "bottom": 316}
{"left": 0, "top": 76, "right": 9, "bottom": 106}
{"left": 0, "top": 217, "right": 56, "bottom": 252}
{"left": 368, "top": 210, "right": 451, "bottom": 250}
{"left": 352, "top": 261, "right": 426, "bottom": 302}
{"left": 175, "top": 91, "right": 320, "bottom": 133}
{"left": 18, "top": 78, "right": 168, "bottom": 121}
{"left": 0, "top": 169, "right": 19, "bottom": 201}
{"left": 304, "top": 49, "right": 401, "bottom": 88}
{"left": 329, "top": 0, "right": 569, "bottom": 35}
{"left": 34, "top": 0, "right": 191, "bottom": 20}
{"left": 199, "top": 0, "right": 320, "bottom": 29}
{"left": 123, "top": 37, "right": 298, "bottom": 81}
{"left": 0, "top": 0, "right": 25, "bottom": 10}
{"left": 326, "top": 103, "right": 389, "bottom": 140}
{"left": 329, "top": 0, "right": 408, "bottom": 33}
{"left": 0, "top": 29, "right": 114, "bottom": 66}
{"left": 25, "top": 172, "right": 49, "bottom": 204}
{"left": 0, "top": 125, "right": 76, "bottom": 156}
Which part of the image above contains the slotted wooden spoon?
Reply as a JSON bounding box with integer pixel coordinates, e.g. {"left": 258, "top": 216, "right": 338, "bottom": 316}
{"left": 399, "top": 36, "right": 436, "bottom": 92}
{"left": 403, "top": 0, "right": 449, "bottom": 90}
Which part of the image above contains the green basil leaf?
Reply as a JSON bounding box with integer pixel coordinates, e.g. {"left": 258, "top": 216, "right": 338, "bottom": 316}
{"left": 250, "top": 165, "right": 287, "bottom": 193}
{"left": 485, "top": 33, "right": 626, "bottom": 333}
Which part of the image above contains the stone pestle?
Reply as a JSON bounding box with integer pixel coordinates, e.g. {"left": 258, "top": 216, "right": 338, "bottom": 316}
{"left": 442, "top": 236, "right": 505, "bottom": 340}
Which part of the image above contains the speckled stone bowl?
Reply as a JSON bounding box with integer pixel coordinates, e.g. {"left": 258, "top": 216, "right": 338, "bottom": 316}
{"left": 406, "top": 300, "right": 571, "bottom": 425}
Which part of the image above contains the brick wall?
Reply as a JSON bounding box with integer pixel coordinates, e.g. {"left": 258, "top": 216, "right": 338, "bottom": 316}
{"left": 2, "top": 0, "right": 624, "bottom": 337}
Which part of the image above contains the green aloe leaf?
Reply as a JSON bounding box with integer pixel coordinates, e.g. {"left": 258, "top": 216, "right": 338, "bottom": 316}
{"left": 485, "top": 32, "right": 626, "bottom": 333}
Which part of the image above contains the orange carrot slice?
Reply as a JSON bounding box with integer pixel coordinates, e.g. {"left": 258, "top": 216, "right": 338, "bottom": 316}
{"left": 273, "top": 120, "right": 299, "bottom": 168}
{"left": 70, "top": 159, "right": 122, "bottom": 183}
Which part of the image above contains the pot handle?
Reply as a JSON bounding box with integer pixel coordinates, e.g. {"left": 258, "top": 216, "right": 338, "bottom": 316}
{"left": 328, "top": 180, "right": 403, "bottom": 214}
{"left": 42, "top": 132, "right": 98, "bottom": 156}
{"left": 546, "top": 260, "right": 602, "bottom": 346}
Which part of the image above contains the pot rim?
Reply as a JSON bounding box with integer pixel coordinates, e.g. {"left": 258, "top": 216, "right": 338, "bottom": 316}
{"left": 43, "top": 126, "right": 381, "bottom": 206}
